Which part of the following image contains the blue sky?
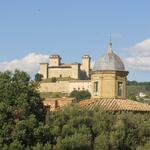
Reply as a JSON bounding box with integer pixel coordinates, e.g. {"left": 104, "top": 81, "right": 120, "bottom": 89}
{"left": 0, "top": 0, "right": 150, "bottom": 81}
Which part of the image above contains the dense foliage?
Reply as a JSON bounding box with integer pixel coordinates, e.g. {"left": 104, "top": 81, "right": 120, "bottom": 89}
{"left": 69, "top": 90, "right": 91, "bottom": 102}
{"left": 0, "top": 70, "right": 46, "bottom": 149}
{"left": 46, "top": 106, "right": 150, "bottom": 150}
{"left": 34, "top": 73, "right": 43, "bottom": 82}
{"left": 0, "top": 71, "right": 150, "bottom": 150}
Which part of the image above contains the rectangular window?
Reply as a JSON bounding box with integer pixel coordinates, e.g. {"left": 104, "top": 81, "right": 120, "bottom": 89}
{"left": 118, "top": 82, "right": 123, "bottom": 96}
{"left": 94, "top": 81, "right": 98, "bottom": 96}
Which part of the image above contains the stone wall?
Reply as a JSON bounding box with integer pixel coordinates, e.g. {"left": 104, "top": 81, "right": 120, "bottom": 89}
{"left": 39, "top": 80, "right": 91, "bottom": 93}
{"left": 48, "top": 67, "right": 72, "bottom": 78}
{"left": 71, "top": 64, "right": 80, "bottom": 79}
{"left": 39, "top": 81, "right": 70, "bottom": 93}
{"left": 69, "top": 80, "right": 91, "bottom": 92}
{"left": 91, "top": 73, "right": 116, "bottom": 98}
{"left": 91, "top": 71, "right": 127, "bottom": 99}
{"left": 39, "top": 63, "right": 48, "bottom": 79}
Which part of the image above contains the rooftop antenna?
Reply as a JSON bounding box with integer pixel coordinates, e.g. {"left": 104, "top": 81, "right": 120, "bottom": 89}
{"left": 108, "top": 32, "right": 113, "bottom": 53}
{"left": 110, "top": 32, "right": 112, "bottom": 43}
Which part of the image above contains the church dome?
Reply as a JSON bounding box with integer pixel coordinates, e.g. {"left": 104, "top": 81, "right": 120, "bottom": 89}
{"left": 93, "top": 43, "right": 125, "bottom": 71}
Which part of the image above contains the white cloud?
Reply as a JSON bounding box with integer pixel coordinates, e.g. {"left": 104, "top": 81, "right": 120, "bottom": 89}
{"left": 125, "top": 38, "right": 150, "bottom": 71}
{"left": 0, "top": 38, "right": 150, "bottom": 78}
{"left": 0, "top": 53, "right": 49, "bottom": 77}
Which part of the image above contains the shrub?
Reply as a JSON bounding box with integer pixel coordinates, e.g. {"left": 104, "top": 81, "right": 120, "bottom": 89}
{"left": 34, "top": 73, "right": 43, "bottom": 82}
{"left": 51, "top": 77, "right": 57, "bottom": 82}
{"left": 69, "top": 90, "right": 91, "bottom": 102}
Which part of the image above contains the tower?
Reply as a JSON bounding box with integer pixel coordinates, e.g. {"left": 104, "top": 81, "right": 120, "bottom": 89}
{"left": 39, "top": 63, "right": 48, "bottom": 79}
{"left": 91, "top": 43, "right": 128, "bottom": 99}
{"left": 81, "top": 55, "right": 91, "bottom": 79}
{"left": 49, "top": 55, "right": 61, "bottom": 67}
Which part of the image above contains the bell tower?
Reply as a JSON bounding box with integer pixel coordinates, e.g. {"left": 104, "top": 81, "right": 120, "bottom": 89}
{"left": 91, "top": 43, "right": 128, "bottom": 99}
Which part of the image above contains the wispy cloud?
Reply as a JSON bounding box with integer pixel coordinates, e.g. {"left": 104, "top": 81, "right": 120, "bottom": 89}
{"left": 0, "top": 53, "right": 49, "bottom": 77}
{"left": 125, "top": 38, "right": 150, "bottom": 71}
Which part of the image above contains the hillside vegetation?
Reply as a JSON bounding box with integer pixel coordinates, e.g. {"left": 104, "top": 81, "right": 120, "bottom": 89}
{"left": 127, "top": 81, "right": 150, "bottom": 98}
{"left": 127, "top": 81, "right": 150, "bottom": 97}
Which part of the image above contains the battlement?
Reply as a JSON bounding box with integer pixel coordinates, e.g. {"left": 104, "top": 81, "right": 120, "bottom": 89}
{"left": 49, "top": 54, "right": 61, "bottom": 67}
{"left": 82, "top": 55, "right": 90, "bottom": 59}
{"left": 49, "top": 55, "right": 61, "bottom": 58}
{"left": 40, "top": 54, "right": 91, "bottom": 80}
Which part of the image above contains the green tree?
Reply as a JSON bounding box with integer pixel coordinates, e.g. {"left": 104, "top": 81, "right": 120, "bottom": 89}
{"left": 0, "top": 70, "right": 47, "bottom": 149}
{"left": 137, "top": 141, "right": 150, "bottom": 150}
{"left": 46, "top": 105, "right": 93, "bottom": 149}
{"left": 54, "top": 133, "right": 92, "bottom": 150}
{"left": 128, "top": 93, "right": 137, "bottom": 101}
{"left": 1, "top": 71, "right": 150, "bottom": 150}
{"left": 69, "top": 90, "right": 91, "bottom": 102}
{"left": 34, "top": 73, "right": 43, "bottom": 82}
{"left": 94, "top": 134, "right": 109, "bottom": 150}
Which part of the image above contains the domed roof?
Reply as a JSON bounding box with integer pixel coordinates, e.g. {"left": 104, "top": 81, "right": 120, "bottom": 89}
{"left": 93, "top": 43, "right": 125, "bottom": 71}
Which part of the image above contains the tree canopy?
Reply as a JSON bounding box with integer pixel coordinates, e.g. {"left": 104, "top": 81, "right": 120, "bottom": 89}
{"left": 0, "top": 70, "right": 47, "bottom": 149}
{"left": 0, "top": 70, "right": 150, "bottom": 149}
{"left": 69, "top": 90, "right": 91, "bottom": 102}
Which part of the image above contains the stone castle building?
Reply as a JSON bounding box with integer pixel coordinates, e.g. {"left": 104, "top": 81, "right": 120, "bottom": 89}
{"left": 40, "top": 54, "right": 91, "bottom": 80}
{"left": 40, "top": 42, "right": 150, "bottom": 112}
{"left": 39, "top": 42, "right": 128, "bottom": 99}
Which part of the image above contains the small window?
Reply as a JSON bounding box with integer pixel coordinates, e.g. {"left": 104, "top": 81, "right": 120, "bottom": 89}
{"left": 94, "top": 81, "right": 98, "bottom": 96}
{"left": 60, "top": 74, "right": 62, "bottom": 78}
{"left": 118, "top": 82, "right": 123, "bottom": 96}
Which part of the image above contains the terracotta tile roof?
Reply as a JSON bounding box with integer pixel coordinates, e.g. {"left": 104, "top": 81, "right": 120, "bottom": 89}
{"left": 43, "top": 98, "right": 74, "bottom": 111}
{"left": 44, "top": 97, "right": 74, "bottom": 101}
{"left": 79, "top": 98, "right": 150, "bottom": 112}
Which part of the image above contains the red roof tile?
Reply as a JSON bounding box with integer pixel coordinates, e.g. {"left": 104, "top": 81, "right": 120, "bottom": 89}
{"left": 80, "top": 98, "right": 150, "bottom": 112}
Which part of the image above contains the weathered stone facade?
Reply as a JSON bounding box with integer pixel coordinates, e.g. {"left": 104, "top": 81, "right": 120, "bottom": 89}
{"left": 39, "top": 54, "right": 91, "bottom": 80}
{"left": 39, "top": 81, "right": 70, "bottom": 93}
{"left": 40, "top": 43, "right": 150, "bottom": 113}
{"left": 39, "top": 80, "right": 91, "bottom": 93}
{"left": 91, "top": 70, "right": 128, "bottom": 99}
{"left": 39, "top": 43, "right": 128, "bottom": 99}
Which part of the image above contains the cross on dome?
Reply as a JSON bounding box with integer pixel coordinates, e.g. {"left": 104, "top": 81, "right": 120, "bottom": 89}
{"left": 108, "top": 42, "right": 113, "bottom": 53}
